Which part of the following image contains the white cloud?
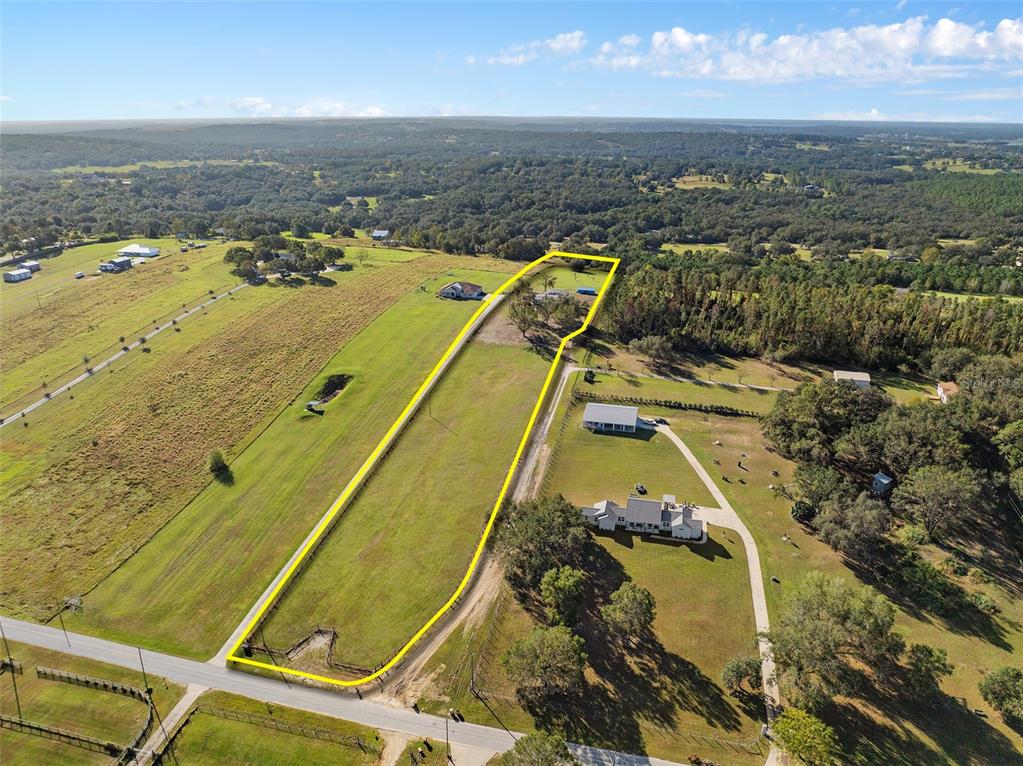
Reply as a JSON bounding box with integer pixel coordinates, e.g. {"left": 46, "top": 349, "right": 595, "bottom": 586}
{"left": 486, "top": 30, "right": 587, "bottom": 66}
{"left": 465, "top": 55, "right": 476, "bottom": 65}
{"left": 815, "top": 106, "right": 999, "bottom": 122}
{"left": 590, "top": 16, "right": 1023, "bottom": 83}
{"left": 227, "top": 96, "right": 287, "bottom": 118}
{"left": 896, "top": 0, "right": 909, "bottom": 10}
{"left": 0, "top": 95, "right": 12, "bottom": 102}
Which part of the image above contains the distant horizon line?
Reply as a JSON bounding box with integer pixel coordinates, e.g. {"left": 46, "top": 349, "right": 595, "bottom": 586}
{"left": 3, "top": 114, "right": 1021, "bottom": 132}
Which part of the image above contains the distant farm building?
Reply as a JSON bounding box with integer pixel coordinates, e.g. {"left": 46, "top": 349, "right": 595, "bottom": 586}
{"left": 581, "top": 494, "right": 705, "bottom": 541}
{"left": 371, "top": 229, "right": 391, "bottom": 241}
{"left": 534, "top": 289, "right": 568, "bottom": 302}
{"left": 576, "top": 286, "right": 598, "bottom": 296}
{"left": 582, "top": 402, "right": 639, "bottom": 433}
{"left": 3, "top": 268, "right": 32, "bottom": 283}
{"left": 833, "top": 370, "right": 871, "bottom": 388}
{"left": 117, "top": 243, "right": 161, "bottom": 258}
{"left": 99, "top": 257, "right": 134, "bottom": 273}
{"left": 22, "top": 260, "right": 41, "bottom": 272}
{"left": 437, "top": 281, "right": 485, "bottom": 300}
{"left": 937, "top": 381, "right": 960, "bottom": 404}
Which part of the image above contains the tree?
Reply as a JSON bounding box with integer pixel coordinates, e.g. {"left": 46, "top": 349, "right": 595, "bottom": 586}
{"left": 502, "top": 626, "right": 586, "bottom": 698}
{"left": 767, "top": 572, "right": 904, "bottom": 709}
{"left": 601, "top": 581, "right": 655, "bottom": 638}
{"left": 993, "top": 419, "right": 1023, "bottom": 471}
{"left": 891, "top": 465, "right": 983, "bottom": 538}
{"left": 772, "top": 708, "right": 839, "bottom": 766}
{"left": 496, "top": 495, "right": 589, "bottom": 586}
{"left": 540, "top": 566, "right": 586, "bottom": 626}
{"left": 763, "top": 381, "right": 892, "bottom": 464}
{"left": 207, "top": 449, "right": 228, "bottom": 475}
{"left": 509, "top": 296, "right": 538, "bottom": 338}
{"left": 721, "top": 655, "right": 762, "bottom": 695}
{"left": 813, "top": 492, "right": 892, "bottom": 559}
{"left": 628, "top": 335, "right": 673, "bottom": 365}
{"left": 928, "top": 347, "right": 975, "bottom": 382}
{"left": 792, "top": 463, "right": 853, "bottom": 511}
{"left": 904, "top": 643, "right": 953, "bottom": 698}
{"left": 502, "top": 733, "right": 579, "bottom": 766}
{"left": 979, "top": 666, "right": 1023, "bottom": 720}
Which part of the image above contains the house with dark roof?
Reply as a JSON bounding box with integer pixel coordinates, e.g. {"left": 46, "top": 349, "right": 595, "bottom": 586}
{"left": 437, "top": 281, "right": 485, "bottom": 300}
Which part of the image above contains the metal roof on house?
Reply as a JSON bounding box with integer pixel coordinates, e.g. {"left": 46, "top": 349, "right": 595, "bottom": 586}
{"left": 371, "top": 229, "right": 390, "bottom": 237}
{"left": 118, "top": 244, "right": 161, "bottom": 256}
{"left": 582, "top": 402, "right": 639, "bottom": 427}
{"left": 625, "top": 496, "right": 663, "bottom": 525}
{"left": 440, "top": 281, "right": 482, "bottom": 293}
{"left": 833, "top": 370, "right": 871, "bottom": 383}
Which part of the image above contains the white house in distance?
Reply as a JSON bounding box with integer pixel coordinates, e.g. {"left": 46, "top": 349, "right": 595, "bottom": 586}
{"left": 937, "top": 381, "right": 960, "bottom": 404}
{"left": 371, "top": 229, "right": 390, "bottom": 241}
{"left": 437, "top": 281, "right": 485, "bottom": 300}
{"left": 582, "top": 402, "right": 639, "bottom": 433}
{"left": 582, "top": 494, "right": 705, "bottom": 541}
{"left": 117, "top": 243, "right": 161, "bottom": 258}
{"left": 833, "top": 370, "right": 871, "bottom": 388}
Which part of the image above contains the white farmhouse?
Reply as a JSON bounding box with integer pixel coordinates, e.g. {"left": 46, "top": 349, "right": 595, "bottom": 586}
{"left": 581, "top": 494, "right": 705, "bottom": 541}
{"left": 437, "top": 281, "right": 485, "bottom": 300}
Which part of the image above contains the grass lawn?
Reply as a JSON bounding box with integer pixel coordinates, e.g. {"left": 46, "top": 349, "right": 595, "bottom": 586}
{"left": 0, "top": 641, "right": 184, "bottom": 766}
{"left": 346, "top": 246, "right": 427, "bottom": 263}
{"left": 583, "top": 343, "right": 828, "bottom": 390}
{"left": 281, "top": 230, "right": 331, "bottom": 241}
{"left": 579, "top": 371, "right": 780, "bottom": 414}
{"left": 63, "top": 262, "right": 522, "bottom": 657}
{"left": 660, "top": 242, "right": 730, "bottom": 255}
{"left": 672, "top": 174, "right": 729, "bottom": 189}
{"left": 166, "top": 691, "right": 379, "bottom": 766}
{"left": 925, "top": 290, "right": 1023, "bottom": 304}
{"left": 262, "top": 310, "right": 553, "bottom": 670}
{"left": 51, "top": 160, "right": 268, "bottom": 174}
{"left": 542, "top": 402, "right": 717, "bottom": 508}
{"left": 923, "top": 159, "right": 1001, "bottom": 174}
{"left": 1, "top": 238, "right": 258, "bottom": 407}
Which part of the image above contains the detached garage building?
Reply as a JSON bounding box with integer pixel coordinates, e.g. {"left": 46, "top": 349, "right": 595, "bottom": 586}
{"left": 3, "top": 268, "right": 32, "bottom": 283}
{"left": 118, "top": 243, "right": 161, "bottom": 258}
{"left": 582, "top": 402, "right": 639, "bottom": 433}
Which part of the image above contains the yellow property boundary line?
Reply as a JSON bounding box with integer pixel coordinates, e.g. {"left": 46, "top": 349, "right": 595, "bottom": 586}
{"left": 227, "top": 251, "right": 621, "bottom": 686}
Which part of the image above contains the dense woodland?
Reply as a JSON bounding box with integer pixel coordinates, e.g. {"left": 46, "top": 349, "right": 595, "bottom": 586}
{"left": 4, "top": 118, "right": 1023, "bottom": 372}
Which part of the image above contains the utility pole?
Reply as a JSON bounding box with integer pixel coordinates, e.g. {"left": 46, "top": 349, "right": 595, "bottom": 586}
{"left": 57, "top": 613, "right": 70, "bottom": 647}
{"left": 0, "top": 619, "right": 22, "bottom": 719}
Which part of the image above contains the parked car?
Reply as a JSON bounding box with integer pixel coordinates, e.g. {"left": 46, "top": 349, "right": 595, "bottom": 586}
{"left": 74, "top": 271, "right": 85, "bottom": 279}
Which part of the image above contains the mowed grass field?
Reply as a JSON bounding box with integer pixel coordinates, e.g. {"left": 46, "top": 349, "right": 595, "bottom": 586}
{"left": 64, "top": 264, "right": 522, "bottom": 658}
{"left": 2, "top": 254, "right": 513, "bottom": 630}
{"left": 261, "top": 309, "right": 553, "bottom": 670}
{"left": 1, "top": 238, "right": 256, "bottom": 406}
{"left": 166, "top": 691, "right": 379, "bottom": 766}
{"left": 0, "top": 641, "right": 184, "bottom": 766}
{"left": 580, "top": 371, "right": 780, "bottom": 414}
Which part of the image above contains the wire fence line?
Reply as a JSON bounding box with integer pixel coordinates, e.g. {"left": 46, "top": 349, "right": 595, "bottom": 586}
{"left": 0, "top": 714, "right": 123, "bottom": 756}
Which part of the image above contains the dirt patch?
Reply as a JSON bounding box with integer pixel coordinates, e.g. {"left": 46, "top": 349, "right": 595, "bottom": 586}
{"left": 475, "top": 308, "right": 525, "bottom": 346}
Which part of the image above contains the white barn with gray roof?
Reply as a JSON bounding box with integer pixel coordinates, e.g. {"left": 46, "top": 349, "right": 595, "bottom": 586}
{"left": 582, "top": 402, "right": 638, "bottom": 433}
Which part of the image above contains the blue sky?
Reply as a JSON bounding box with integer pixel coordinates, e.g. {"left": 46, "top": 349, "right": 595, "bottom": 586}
{"left": 2, "top": 1, "right": 1021, "bottom": 123}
